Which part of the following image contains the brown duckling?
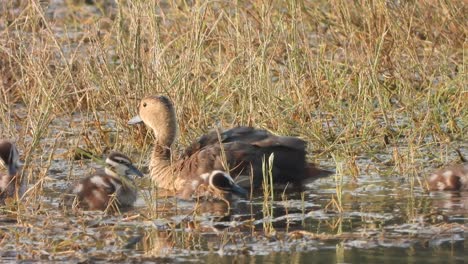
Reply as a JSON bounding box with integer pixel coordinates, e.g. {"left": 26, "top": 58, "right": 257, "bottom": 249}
{"left": 428, "top": 164, "right": 468, "bottom": 191}
{"left": 0, "top": 140, "right": 25, "bottom": 204}
{"left": 128, "top": 95, "right": 332, "bottom": 197}
{"left": 69, "top": 152, "right": 143, "bottom": 211}
{"left": 179, "top": 170, "right": 248, "bottom": 200}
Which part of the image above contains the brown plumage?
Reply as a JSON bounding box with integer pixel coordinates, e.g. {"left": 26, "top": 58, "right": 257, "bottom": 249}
{"left": 69, "top": 152, "right": 143, "bottom": 211}
{"left": 128, "top": 95, "right": 332, "bottom": 197}
{"left": 178, "top": 170, "right": 248, "bottom": 200}
{"left": 428, "top": 164, "right": 468, "bottom": 191}
{"left": 0, "top": 140, "right": 25, "bottom": 204}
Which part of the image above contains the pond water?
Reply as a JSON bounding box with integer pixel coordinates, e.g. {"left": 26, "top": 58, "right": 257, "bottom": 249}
{"left": 0, "top": 108, "right": 466, "bottom": 262}
{"left": 124, "top": 176, "right": 467, "bottom": 263}
{"left": 5, "top": 155, "right": 467, "bottom": 262}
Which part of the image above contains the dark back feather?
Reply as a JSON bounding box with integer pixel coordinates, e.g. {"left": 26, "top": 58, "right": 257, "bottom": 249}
{"left": 182, "top": 127, "right": 271, "bottom": 157}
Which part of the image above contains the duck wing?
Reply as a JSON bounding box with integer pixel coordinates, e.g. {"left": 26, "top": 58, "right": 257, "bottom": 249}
{"left": 179, "top": 139, "right": 310, "bottom": 188}
{"left": 181, "top": 126, "right": 270, "bottom": 158}
{"left": 180, "top": 126, "right": 331, "bottom": 190}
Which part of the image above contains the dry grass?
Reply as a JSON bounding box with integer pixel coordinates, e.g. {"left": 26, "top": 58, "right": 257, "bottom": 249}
{"left": 0, "top": 0, "right": 466, "bottom": 261}
{"left": 1, "top": 0, "right": 465, "bottom": 161}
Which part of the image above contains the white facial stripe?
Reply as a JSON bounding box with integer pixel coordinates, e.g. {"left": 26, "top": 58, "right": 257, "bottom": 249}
{"left": 90, "top": 176, "right": 110, "bottom": 188}
{"left": 106, "top": 159, "right": 120, "bottom": 168}
{"left": 106, "top": 155, "right": 136, "bottom": 177}
{"left": 210, "top": 170, "right": 234, "bottom": 184}
{"left": 112, "top": 156, "right": 131, "bottom": 164}
{"left": 208, "top": 170, "right": 236, "bottom": 190}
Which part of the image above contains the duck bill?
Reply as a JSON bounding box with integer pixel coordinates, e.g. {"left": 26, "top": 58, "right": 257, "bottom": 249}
{"left": 127, "top": 164, "right": 144, "bottom": 177}
{"left": 231, "top": 184, "right": 248, "bottom": 198}
{"left": 128, "top": 115, "right": 143, "bottom": 125}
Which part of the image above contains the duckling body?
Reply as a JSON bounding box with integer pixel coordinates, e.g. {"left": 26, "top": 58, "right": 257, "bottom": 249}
{"left": 428, "top": 164, "right": 468, "bottom": 191}
{"left": 179, "top": 170, "right": 248, "bottom": 200}
{"left": 0, "top": 140, "right": 25, "bottom": 204}
{"left": 129, "top": 95, "right": 332, "bottom": 197}
{"left": 70, "top": 152, "right": 143, "bottom": 211}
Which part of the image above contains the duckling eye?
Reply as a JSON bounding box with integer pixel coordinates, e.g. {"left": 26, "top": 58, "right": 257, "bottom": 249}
{"left": 143, "top": 102, "right": 147, "bottom": 107}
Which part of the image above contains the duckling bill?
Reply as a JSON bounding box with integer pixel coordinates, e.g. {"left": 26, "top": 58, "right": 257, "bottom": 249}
{"left": 69, "top": 152, "right": 143, "bottom": 211}
{"left": 128, "top": 95, "right": 333, "bottom": 199}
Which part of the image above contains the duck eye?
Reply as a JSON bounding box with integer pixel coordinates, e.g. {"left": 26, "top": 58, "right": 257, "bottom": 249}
{"left": 143, "top": 103, "right": 147, "bottom": 107}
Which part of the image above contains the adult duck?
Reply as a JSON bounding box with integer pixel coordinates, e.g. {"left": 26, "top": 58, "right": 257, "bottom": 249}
{"left": 128, "top": 95, "right": 332, "bottom": 197}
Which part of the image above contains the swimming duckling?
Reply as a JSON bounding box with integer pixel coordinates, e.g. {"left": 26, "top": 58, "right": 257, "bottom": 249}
{"left": 0, "top": 140, "right": 25, "bottom": 204}
{"left": 428, "top": 164, "right": 468, "bottom": 191}
{"left": 179, "top": 170, "right": 248, "bottom": 200}
{"left": 70, "top": 152, "right": 143, "bottom": 211}
{"left": 128, "top": 95, "right": 332, "bottom": 197}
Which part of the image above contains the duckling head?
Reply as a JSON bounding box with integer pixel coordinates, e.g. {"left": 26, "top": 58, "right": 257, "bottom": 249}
{"left": 0, "top": 140, "right": 22, "bottom": 176}
{"left": 201, "top": 170, "right": 248, "bottom": 198}
{"left": 128, "top": 95, "right": 177, "bottom": 147}
{"left": 105, "top": 152, "right": 144, "bottom": 180}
